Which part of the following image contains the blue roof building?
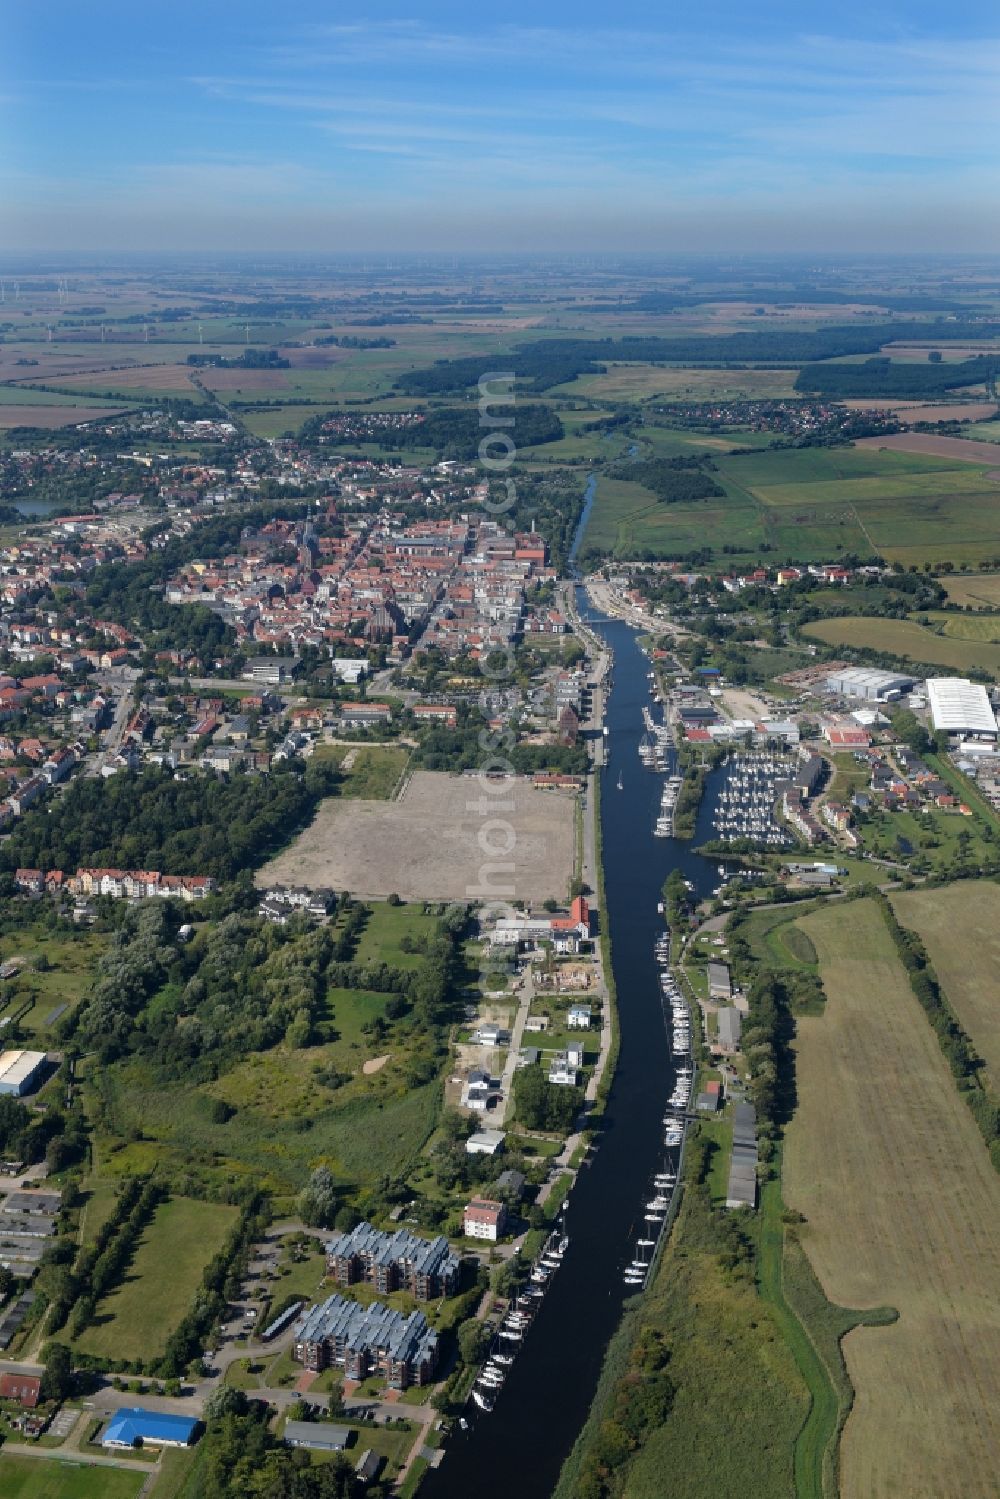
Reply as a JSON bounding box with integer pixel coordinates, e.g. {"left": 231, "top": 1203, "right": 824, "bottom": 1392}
{"left": 103, "top": 1408, "right": 197, "bottom": 1448}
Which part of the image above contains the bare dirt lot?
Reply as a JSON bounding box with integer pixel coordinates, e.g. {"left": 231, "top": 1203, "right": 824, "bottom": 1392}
{"left": 257, "top": 770, "right": 575, "bottom": 902}
{"left": 855, "top": 431, "right": 1000, "bottom": 463}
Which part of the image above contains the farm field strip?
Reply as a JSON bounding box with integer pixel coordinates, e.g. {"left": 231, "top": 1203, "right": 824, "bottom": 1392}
{"left": 940, "top": 572, "right": 1000, "bottom": 608}
{"left": 784, "top": 899, "right": 1000, "bottom": 1499}
{"left": 856, "top": 432, "right": 1000, "bottom": 463}
{"left": 923, "top": 610, "right": 1000, "bottom": 642}
{"left": 802, "top": 614, "right": 1000, "bottom": 671}
{"left": 750, "top": 469, "right": 996, "bottom": 507}
{"left": 0, "top": 405, "right": 129, "bottom": 429}
{"left": 891, "top": 881, "right": 1000, "bottom": 1089}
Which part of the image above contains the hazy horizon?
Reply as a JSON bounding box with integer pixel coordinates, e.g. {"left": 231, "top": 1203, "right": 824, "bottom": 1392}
{"left": 5, "top": 1, "right": 1000, "bottom": 254}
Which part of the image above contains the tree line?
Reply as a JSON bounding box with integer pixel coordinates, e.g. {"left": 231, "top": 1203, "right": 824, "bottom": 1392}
{"left": 396, "top": 324, "right": 1000, "bottom": 394}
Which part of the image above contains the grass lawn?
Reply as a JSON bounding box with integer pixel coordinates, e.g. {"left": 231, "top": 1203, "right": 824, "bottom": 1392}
{"left": 74, "top": 1196, "right": 238, "bottom": 1363}
{"left": 697, "top": 1115, "right": 732, "bottom": 1205}
{"left": 76, "top": 1176, "right": 121, "bottom": 1248}
{"left": 854, "top": 802, "right": 992, "bottom": 876}
{"left": 785, "top": 898, "right": 1000, "bottom": 1499}
{"left": 0, "top": 1455, "right": 147, "bottom": 1498}
{"left": 740, "top": 901, "right": 823, "bottom": 972}
{"left": 892, "top": 879, "right": 1000, "bottom": 1089}
{"left": 149, "top": 1447, "right": 197, "bottom": 1499}
{"left": 351, "top": 901, "right": 438, "bottom": 971}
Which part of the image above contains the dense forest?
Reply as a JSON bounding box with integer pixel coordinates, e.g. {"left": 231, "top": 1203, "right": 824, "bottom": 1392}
{"left": 396, "top": 323, "right": 1000, "bottom": 394}
{"left": 795, "top": 355, "right": 1000, "bottom": 398}
{"left": 0, "top": 763, "right": 334, "bottom": 882}
{"left": 609, "top": 455, "right": 724, "bottom": 504}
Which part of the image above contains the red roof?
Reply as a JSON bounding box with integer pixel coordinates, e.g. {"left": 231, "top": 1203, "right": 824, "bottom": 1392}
{"left": 826, "top": 727, "right": 871, "bottom": 748}
{"left": 684, "top": 728, "right": 712, "bottom": 743}
{"left": 0, "top": 1373, "right": 40, "bottom": 1407}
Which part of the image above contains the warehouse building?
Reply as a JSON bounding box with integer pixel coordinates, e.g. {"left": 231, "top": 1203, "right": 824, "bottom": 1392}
{"left": 284, "top": 1421, "right": 351, "bottom": 1453}
{"left": 726, "top": 1102, "right": 759, "bottom": 1210}
{"left": 0, "top": 1051, "right": 48, "bottom": 1097}
{"left": 826, "top": 667, "right": 914, "bottom": 702}
{"left": 927, "top": 677, "right": 998, "bottom": 739}
{"left": 707, "top": 962, "right": 732, "bottom": 1001}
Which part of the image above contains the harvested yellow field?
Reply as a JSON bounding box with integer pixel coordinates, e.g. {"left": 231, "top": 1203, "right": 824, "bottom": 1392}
{"left": 784, "top": 899, "right": 1000, "bottom": 1499}
{"left": 893, "top": 880, "right": 1000, "bottom": 1089}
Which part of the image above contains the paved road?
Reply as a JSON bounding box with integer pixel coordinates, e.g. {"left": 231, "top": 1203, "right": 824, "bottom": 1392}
{"left": 85, "top": 686, "right": 135, "bottom": 778}
{"left": 1, "top": 1440, "right": 157, "bottom": 1474}
{"left": 492, "top": 969, "right": 535, "bottom": 1128}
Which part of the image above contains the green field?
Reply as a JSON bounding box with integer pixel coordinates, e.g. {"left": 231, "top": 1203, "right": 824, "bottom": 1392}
{"left": 892, "top": 880, "right": 1000, "bottom": 1089}
{"left": 0, "top": 922, "right": 108, "bottom": 1042}
{"left": 74, "top": 1196, "right": 237, "bottom": 1363}
{"left": 0, "top": 1455, "right": 147, "bottom": 1497}
{"left": 925, "top": 609, "right": 1000, "bottom": 641}
{"left": 311, "top": 743, "right": 409, "bottom": 799}
{"left": 802, "top": 614, "right": 1000, "bottom": 672}
{"left": 84, "top": 901, "right": 447, "bottom": 1199}
{"left": 555, "top": 363, "right": 800, "bottom": 403}
{"left": 582, "top": 443, "right": 1000, "bottom": 566}
{"left": 940, "top": 572, "right": 1000, "bottom": 608}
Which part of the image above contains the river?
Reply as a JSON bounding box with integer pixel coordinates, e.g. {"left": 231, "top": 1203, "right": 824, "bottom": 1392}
{"left": 426, "top": 550, "right": 724, "bottom": 1498}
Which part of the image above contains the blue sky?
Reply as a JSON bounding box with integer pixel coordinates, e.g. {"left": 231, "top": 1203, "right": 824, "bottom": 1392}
{"left": 4, "top": 1, "right": 1000, "bottom": 252}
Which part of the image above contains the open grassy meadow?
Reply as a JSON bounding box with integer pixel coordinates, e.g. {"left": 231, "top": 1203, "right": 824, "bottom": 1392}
{"left": 784, "top": 899, "right": 1000, "bottom": 1499}
{"left": 95, "top": 1049, "right": 442, "bottom": 1197}
{"left": 554, "top": 362, "right": 800, "bottom": 403}
{"left": 892, "top": 880, "right": 1000, "bottom": 1089}
{"left": 74, "top": 1196, "right": 238, "bottom": 1363}
{"left": 310, "top": 742, "right": 409, "bottom": 799}
{"left": 0, "top": 1456, "right": 147, "bottom": 1499}
{"left": 0, "top": 920, "right": 108, "bottom": 1042}
{"left": 802, "top": 614, "right": 1000, "bottom": 672}
{"left": 83, "top": 901, "right": 450, "bottom": 1203}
